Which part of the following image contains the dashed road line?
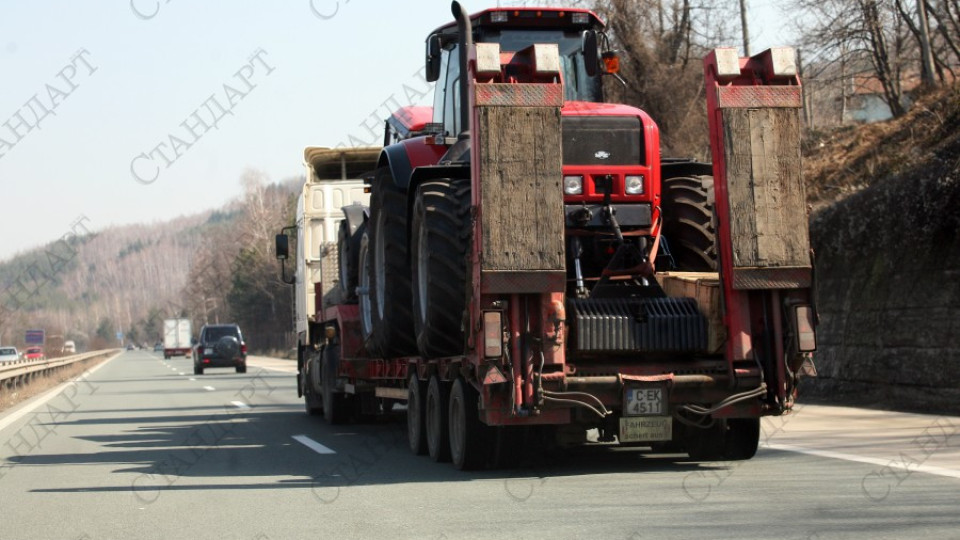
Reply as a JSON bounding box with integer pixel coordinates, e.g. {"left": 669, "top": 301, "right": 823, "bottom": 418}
{"left": 231, "top": 401, "right": 250, "bottom": 409}
{"left": 292, "top": 434, "right": 336, "bottom": 455}
{"left": 202, "top": 386, "right": 215, "bottom": 391}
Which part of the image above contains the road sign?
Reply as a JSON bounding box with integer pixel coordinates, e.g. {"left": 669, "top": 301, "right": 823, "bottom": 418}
{"left": 25, "top": 329, "right": 45, "bottom": 345}
{"left": 116, "top": 331, "right": 123, "bottom": 341}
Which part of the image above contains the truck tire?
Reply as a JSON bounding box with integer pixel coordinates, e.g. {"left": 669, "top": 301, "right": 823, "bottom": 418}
{"left": 684, "top": 417, "right": 760, "bottom": 461}
{"left": 357, "top": 231, "right": 375, "bottom": 344}
{"left": 365, "top": 175, "right": 417, "bottom": 356}
{"left": 407, "top": 373, "right": 428, "bottom": 455}
{"left": 411, "top": 179, "right": 471, "bottom": 358}
{"left": 303, "top": 352, "right": 323, "bottom": 415}
{"left": 322, "top": 344, "right": 350, "bottom": 425}
{"left": 426, "top": 375, "right": 451, "bottom": 462}
{"left": 338, "top": 220, "right": 366, "bottom": 302}
{"left": 449, "top": 378, "right": 485, "bottom": 470}
{"left": 661, "top": 174, "right": 717, "bottom": 271}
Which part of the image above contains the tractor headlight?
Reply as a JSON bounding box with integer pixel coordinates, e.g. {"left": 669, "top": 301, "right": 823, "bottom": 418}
{"left": 563, "top": 175, "right": 583, "bottom": 195}
{"left": 625, "top": 175, "right": 644, "bottom": 195}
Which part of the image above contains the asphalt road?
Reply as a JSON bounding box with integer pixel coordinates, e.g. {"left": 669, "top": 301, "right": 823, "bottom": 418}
{"left": 0, "top": 350, "right": 958, "bottom": 540}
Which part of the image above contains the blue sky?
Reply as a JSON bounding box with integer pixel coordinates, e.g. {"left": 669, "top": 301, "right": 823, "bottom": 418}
{"left": 0, "top": 0, "right": 790, "bottom": 262}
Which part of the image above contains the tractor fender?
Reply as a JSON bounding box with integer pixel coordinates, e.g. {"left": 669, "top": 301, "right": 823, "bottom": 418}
{"left": 377, "top": 136, "right": 449, "bottom": 191}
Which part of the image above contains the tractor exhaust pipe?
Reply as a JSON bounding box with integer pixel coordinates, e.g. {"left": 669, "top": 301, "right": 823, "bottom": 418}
{"left": 452, "top": 1, "right": 472, "bottom": 138}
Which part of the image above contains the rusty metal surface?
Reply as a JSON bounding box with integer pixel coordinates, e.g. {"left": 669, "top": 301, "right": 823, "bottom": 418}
{"left": 474, "top": 83, "right": 564, "bottom": 107}
{"left": 717, "top": 85, "right": 802, "bottom": 109}
{"left": 732, "top": 266, "right": 812, "bottom": 290}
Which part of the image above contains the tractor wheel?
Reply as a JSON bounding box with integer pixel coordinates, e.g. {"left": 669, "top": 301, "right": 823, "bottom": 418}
{"left": 322, "top": 344, "right": 350, "bottom": 425}
{"left": 411, "top": 179, "right": 471, "bottom": 358}
{"left": 365, "top": 173, "right": 417, "bottom": 357}
{"left": 449, "top": 378, "right": 485, "bottom": 470}
{"left": 407, "top": 373, "right": 428, "bottom": 455}
{"left": 426, "top": 376, "right": 451, "bottom": 462}
{"left": 661, "top": 174, "right": 717, "bottom": 271}
{"left": 357, "top": 231, "right": 375, "bottom": 344}
{"left": 338, "top": 220, "right": 366, "bottom": 302}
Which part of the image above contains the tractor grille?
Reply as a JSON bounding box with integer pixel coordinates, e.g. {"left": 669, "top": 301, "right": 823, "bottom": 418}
{"left": 568, "top": 297, "right": 707, "bottom": 353}
{"left": 561, "top": 116, "right": 643, "bottom": 165}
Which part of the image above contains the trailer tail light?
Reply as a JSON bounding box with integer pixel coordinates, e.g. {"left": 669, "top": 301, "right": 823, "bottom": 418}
{"left": 625, "top": 175, "right": 644, "bottom": 194}
{"left": 483, "top": 311, "right": 503, "bottom": 358}
{"left": 794, "top": 305, "right": 817, "bottom": 352}
{"left": 563, "top": 175, "right": 583, "bottom": 195}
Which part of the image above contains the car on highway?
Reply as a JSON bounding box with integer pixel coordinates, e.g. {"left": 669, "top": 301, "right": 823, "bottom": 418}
{"left": 153, "top": 343, "right": 163, "bottom": 352}
{"left": 0, "top": 347, "right": 19, "bottom": 362}
{"left": 126, "top": 344, "right": 135, "bottom": 351}
{"left": 192, "top": 323, "right": 247, "bottom": 375}
{"left": 24, "top": 347, "right": 44, "bottom": 361}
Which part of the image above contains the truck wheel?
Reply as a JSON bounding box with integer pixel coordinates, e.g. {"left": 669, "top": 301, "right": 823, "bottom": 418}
{"left": 357, "top": 231, "right": 375, "bottom": 344}
{"left": 322, "top": 344, "right": 350, "bottom": 425}
{"left": 407, "top": 373, "right": 428, "bottom": 455}
{"left": 426, "top": 375, "right": 451, "bottom": 462}
{"left": 411, "top": 179, "right": 470, "bottom": 358}
{"left": 661, "top": 174, "right": 717, "bottom": 271}
{"left": 338, "top": 220, "right": 366, "bottom": 302}
{"left": 365, "top": 174, "right": 417, "bottom": 357}
{"left": 303, "top": 356, "right": 323, "bottom": 416}
{"left": 449, "top": 378, "right": 485, "bottom": 470}
{"left": 684, "top": 417, "right": 760, "bottom": 461}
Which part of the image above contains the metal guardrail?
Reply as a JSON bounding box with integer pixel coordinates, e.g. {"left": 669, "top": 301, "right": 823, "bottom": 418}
{"left": 0, "top": 349, "right": 121, "bottom": 386}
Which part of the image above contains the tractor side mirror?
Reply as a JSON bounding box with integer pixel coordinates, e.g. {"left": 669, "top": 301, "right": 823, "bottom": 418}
{"left": 582, "top": 30, "right": 599, "bottom": 77}
{"left": 426, "top": 34, "right": 442, "bottom": 82}
{"left": 275, "top": 233, "right": 289, "bottom": 260}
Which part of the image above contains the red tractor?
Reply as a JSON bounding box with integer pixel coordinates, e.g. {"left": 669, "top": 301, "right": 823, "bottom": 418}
{"left": 278, "top": 2, "right": 817, "bottom": 469}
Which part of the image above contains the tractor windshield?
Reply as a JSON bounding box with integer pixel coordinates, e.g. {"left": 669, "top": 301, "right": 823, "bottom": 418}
{"left": 480, "top": 29, "right": 602, "bottom": 103}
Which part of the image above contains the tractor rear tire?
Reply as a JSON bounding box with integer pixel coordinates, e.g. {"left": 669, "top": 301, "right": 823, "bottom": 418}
{"left": 411, "top": 179, "right": 471, "bottom": 358}
{"left": 338, "top": 220, "right": 365, "bottom": 302}
{"left": 365, "top": 173, "right": 417, "bottom": 357}
{"left": 661, "top": 174, "right": 717, "bottom": 271}
{"left": 426, "top": 376, "right": 451, "bottom": 462}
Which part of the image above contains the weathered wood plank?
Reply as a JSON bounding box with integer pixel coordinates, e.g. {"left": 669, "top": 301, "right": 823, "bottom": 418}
{"left": 722, "top": 108, "right": 809, "bottom": 268}
{"left": 479, "top": 106, "right": 565, "bottom": 272}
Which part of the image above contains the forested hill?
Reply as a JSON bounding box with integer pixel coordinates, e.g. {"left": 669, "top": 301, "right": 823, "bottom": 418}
{"left": 0, "top": 174, "right": 298, "bottom": 353}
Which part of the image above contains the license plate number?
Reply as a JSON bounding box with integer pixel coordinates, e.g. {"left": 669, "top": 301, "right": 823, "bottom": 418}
{"left": 204, "top": 348, "right": 213, "bottom": 355}
{"left": 619, "top": 416, "right": 672, "bottom": 443}
{"left": 624, "top": 387, "right": 664, "bottom": 416}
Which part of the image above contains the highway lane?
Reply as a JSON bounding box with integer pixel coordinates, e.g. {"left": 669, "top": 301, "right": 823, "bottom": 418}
{"left": 0, "top": 350, "right": 958, "bottom": 539}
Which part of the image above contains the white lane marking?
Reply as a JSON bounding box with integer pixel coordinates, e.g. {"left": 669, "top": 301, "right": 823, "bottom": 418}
{"left": 293, "top": 434, "right": 336, "bottom": 455}
{"left": 764, "top": 442, "right": 960, "bottom": 480}
{"left": 202, "top": 386, "right": 215, "bottom": 391}
{"left": 0, "top": 351, "right": 121, "bottom": 433}
{"left": 231, "top": 401, "right": 250, "bottom": 409}
{"left": 189, "top": 378, "right": 196, "bottom": 381}
{"left": 178, "top": 372, "right": 185, "bottom": 376}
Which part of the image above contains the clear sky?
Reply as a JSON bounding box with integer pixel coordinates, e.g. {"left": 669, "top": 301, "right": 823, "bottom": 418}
{"left": 0, "top": 0, "right": 790, "bottom": 262}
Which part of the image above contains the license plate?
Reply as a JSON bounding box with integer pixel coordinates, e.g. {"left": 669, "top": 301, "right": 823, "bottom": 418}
{"left": 619, "top": 416, "right": 672, "bottom": 442}
{"left": 204, "top": 348, "right": 213, "bottom": 355}
{"left": 624, "top": 386, "right": 665, "bottom": 416}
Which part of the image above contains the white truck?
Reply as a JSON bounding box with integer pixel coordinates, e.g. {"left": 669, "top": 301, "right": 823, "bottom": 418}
{"left": 276, "top": 146, "right": 377, "bottom": 405}
{"left": 163, "top": 318, "right": 193, "bottom": 359}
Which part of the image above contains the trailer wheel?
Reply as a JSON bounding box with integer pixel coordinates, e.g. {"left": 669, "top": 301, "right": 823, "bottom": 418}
{"left": 684, "top": 417, "right": 760, "bottom": 461}
{"left": 322, "top": 344, "right": 350, "bottom": 425}
{"left": 303, "top": 354, "right": 323, "bottom": 416}
{"left": 407, "top": 373, "right": 428, "bottom": 455}
{"left": 411, "top": 179, "right": 471, "bottom": 358}
{"left": 338, "top": 220, "right": 366, "bottom": 302}
{"left": 661, "top": 174, "right": 717, "bottom": 271}
{"left": 365, "top": 173, "right": 417, "bottom": 357}
{"left": 449, "top": 378, "right": 485, "bottom": 470}
{"left": 426, "top": 376, "right": 451, "bottom": 462}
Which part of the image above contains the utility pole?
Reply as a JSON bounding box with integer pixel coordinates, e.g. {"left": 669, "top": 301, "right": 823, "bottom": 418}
{"left": 917, "top": 0, "right": 936, "bottom": 87}
{"left": 739, "top": 0, "right": 750, "bottom": 56}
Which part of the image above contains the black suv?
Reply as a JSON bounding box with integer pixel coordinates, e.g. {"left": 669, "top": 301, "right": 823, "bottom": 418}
{"left": 193, "top": 324, "right": 247, "bottom": 374}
